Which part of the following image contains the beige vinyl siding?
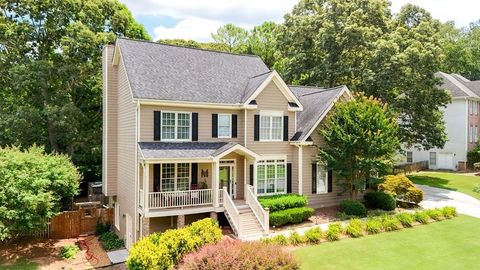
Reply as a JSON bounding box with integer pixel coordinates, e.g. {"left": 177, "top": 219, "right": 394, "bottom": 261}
{"left": 139, "top": 105, "right": 244, "bottom": 143}
{"left": 246, "top": 81, "right": 298, "bottom": 193}
{"left": 102, "top": 45, "right": 118, "bottom": 196}
{"left": 115, "top": 55, "right": 138, "bottom": 240}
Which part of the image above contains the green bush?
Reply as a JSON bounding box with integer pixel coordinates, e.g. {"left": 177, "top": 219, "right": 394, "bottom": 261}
{"left": 288, "top": 232, "right": 305, "bottom": 245}
{"left": 339, "top": 200, "right": 367, "bottom": 217}
{"left": 395, "top": 212, "right": 414, "bottom": 227}
{"left": 271, "top": 234, "right": 289, "bottom": 246}
{"left": 335, "top": 212, "right": 357, "bottom": 221}
{"left": 413, "top": 211, "right": 429, "bottom": 224}
{"left": 364, "top": 192, "right": 396, "bottom": 211}
{"left": 61, "top": 244, "right": 80, "bottom": 260}
{"left": 345, "top": 219, "right": 364, "bottom": 238}
{"left": 380, "top": 215, "right": 401, "bottom": 231}
{"left": 126, "top": 218, "right": 222, "bottom": 270}
{"left": 467, "top": 149, "right": 480, "bottom": 168}
{"left": 365, "top": 218, "right": 382, "bottom": 234}
{"left": 269, "top": 207, "right": 314, "bottom": 227}
{"left": 98, "top": 232, "right": 124, "bottom": 251}
{"left": 326, "top": 223, "right": 343, "bottom": 241}
{"left": 441, "top": 206, "right": 457, "bottom": 219}
{"left": 473, "top": 184, "right": 480, "bottom": 193}
{"left": 425, "top": 209, "right": 443, "bottom": 221}
{"left": 258, "top": 194, "right": 308, "bottom": 212}
{"left": 379, "top": 175, "right": 423, "bottom": 204}
{"left": 96, "top": 222, "right": 111, "bottom": 236}
{"left": 304, "top": 227, "right": 323, "bottom": 244}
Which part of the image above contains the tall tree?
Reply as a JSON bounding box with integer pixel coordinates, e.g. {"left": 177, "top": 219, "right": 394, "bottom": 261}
{"left": 277, "top": 0, "right": 450, "bottom": 150}
{"left": 318, "top": 94, "right": 401, "bottom": 198}
{"left": 247, "top": 21, "right": 279, "bottom": 68}
{"left": 211, "top": 23, "right": 248, "bottom": 53}
{"left": 0, "top": 0, "right": 150, "bottom": 182}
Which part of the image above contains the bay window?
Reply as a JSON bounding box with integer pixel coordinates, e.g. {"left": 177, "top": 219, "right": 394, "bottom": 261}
{"left": 260, "top": 115, "right": 283, "bottom": 141}
{"left": 161, "top": 112, "right": 191, "bottom": 141}
{"left": 257, "top": 159, "right": 286, "bottom": 195}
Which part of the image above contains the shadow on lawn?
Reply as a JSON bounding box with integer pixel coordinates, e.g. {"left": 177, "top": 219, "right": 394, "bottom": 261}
{"left": 408, "top": 175, "right": 458, "bottom": 192}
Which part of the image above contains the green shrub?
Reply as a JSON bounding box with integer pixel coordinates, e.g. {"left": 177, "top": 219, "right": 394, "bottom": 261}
{"left": 395, "top": 212, "right": 414, "bottom": 227}
{"left": 364, "top": 192, "right": 396, "bottom": 211}
{"left": 288, "top": 232, "right": 305, "bottom": 245}
{"left": 379, "top": 175, "right": 424, "bottom": 204}
{"left": 425, "top": 209, "right": 443, "bottom": 221}
{"left": 339, "top": 200, "right": 367, "bottom": 217}
{"left": 467, "top": 149, "right": 480, "bottom": 168}
{"left": 365, "top": 218, "right": 382, "bottom": 234}
{"left": 98, "top": 231, "right": 124, "bottom": 251}
{"left": 335, "top": 212, "right": 357, "bottom": 221}
{"left": 473, "top": 184, "right": 480, "bottom": 193}
{"left": 441, "top": 206, "right": 457, "bottom": 219}
{"left": 96, "top": 222, "right": 111, "bottom": 236}
{"left": 304, "top": 227, "right": 323, "bottom": 244}
{"left": 126, "top": 218, "right": 222, "bottom": 270}
{"left": 269, "top": 207, "right": 314, "bottom": 227}
{"left": 367, "top": 209, "right": 395, "bottom": 217}
{"left": 258, "top": 194, "right": 308, "bottom": 212}
{"left": 345, "top": 219, "right": 364, "bottom": 238}
{"left": 326, "top": 223, "right": 343, "bottom": 241}
{"left": 61, "top": 244, "right": 80, "bottom": 260}
{"left": 380, "top": 215, "right": 401, "bottom": 231}
{"left": 413, "top": 211, "right": 429, "bottom": 224}
{"left": 260, "top": 237, "right": 274, "bottom": 244}
{"left": 271, "top": 234, "right": 289, "bottom": 246}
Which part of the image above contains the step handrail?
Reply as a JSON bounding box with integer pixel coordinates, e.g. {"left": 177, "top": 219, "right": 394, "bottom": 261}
{"left": 245, "top": 184, "right": 269, "bottom": 235}
{"left": 222, "top": 187, "right": 241, "bottom": 238}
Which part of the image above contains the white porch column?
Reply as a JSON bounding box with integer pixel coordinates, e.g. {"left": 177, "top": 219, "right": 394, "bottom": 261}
{"left": 298, "top": 146, "right": 303, "bottom": 195}
{"left": 213, "top": 160, "right": 220, "bottom": 207}
{"left": 144, "top": 163, "right": 149, "bottom": 213}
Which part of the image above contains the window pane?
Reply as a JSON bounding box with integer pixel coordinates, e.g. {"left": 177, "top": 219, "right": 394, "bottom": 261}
{"left": 176, "top": 113, "right": 190, "bottom": 140}
{"left": 218, "top": 126, "right": 230, "bottom": 137}
{"left": 257, "top": 165, "right": 265, "bottom": 194}
{"left": 161, "top": 164, "right": 175, "bottom": 191}
{"left": 218, "top": 114, "right": 231, "bottom": 126}
{"left": 276, "top": 164, "right": 286, "bottom": 193}
{"left": 266, "top": 164, "right": 275, "bottom": 193}
{"left": 162, "top": 113, "right": 176, "bottom": 139}
{"left": 317, "top": 163, "right": 327, "bottom": 193}
{"left": 271, "top": 116, "right": 283, "bottom": 140}
{"left": 260, "top": 116, "right": 270, "bottom": 140}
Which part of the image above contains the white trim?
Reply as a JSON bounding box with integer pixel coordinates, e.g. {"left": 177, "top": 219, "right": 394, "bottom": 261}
{"left": 297, "top": 146, "right": 303, "bottom": 195}
{"left": 134, "top": 101, "right": 139, "bottom": 242}
{"left": 259, "top": 114, "right": 284, "bottom": 142}
{"left": 160, "top": 111, "right": 192, "bottom": 142}
{"left": 256, "top": 159, "right": 288, "bottom": 195}
{"left": 244, "top": 110, "right": 247, "bottom": 147}
{"left": 243, "top": 71, "right": 304, "bottom": 110}
{"left": 114, "top": 202, "right": 120, "bottom": 230}
{"left": 144, "top": 158, "right": 214, "bottom": 163}
{"left": 217, "top": 113, "right": 232, "bottom": 138}
{"left": 102, "top": 46, "right": 109, "bottom": 196}
{"left": 213, "top": 144, "right": 260, "bottom": 160}
{"left": 138, "top": 99, "right": 245, "bottom": 109}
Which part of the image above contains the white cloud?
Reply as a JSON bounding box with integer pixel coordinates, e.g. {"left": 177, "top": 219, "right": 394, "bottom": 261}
{"left": 153, "top": 17, "right": 224, "bottom": 42}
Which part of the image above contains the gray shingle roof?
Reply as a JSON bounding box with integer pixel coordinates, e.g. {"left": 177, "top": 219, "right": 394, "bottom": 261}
{"left": 435, "top": 72, "right": 479, "bottom": 98}
{"left": 290, "top": 85, "right": 348, "bottom": 141}
{"left": 138, "top": 142, "right": 239, "bottom": 159}
{"left": 117, "top": 38, "right": 270, "bottom": 104}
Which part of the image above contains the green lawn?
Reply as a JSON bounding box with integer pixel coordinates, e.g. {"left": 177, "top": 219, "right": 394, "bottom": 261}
{"left": 295, "top": 215, "right": 480, "bottom": 270}
{"left": 0, "top": 260, "right": 38, "bottom": 270}
{"left": 408, "top": 172, "right": 480, "bottom": 199}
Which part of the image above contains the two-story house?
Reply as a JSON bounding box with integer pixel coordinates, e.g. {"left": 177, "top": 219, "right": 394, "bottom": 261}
{"left": 102, "top": 38, "right": 352, "bottom": 248}
{"left": 403, "top": 72, "right": 480, "bottom": 170}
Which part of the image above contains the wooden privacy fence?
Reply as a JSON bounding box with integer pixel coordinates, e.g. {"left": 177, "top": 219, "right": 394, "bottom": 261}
{"left": 393, "top": 160, "right": 428, "bottom": 175}
{"left": 49, "top": 207, "right": 113, "bottom": 239}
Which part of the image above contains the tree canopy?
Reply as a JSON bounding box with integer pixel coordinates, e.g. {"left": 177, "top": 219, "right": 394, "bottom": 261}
{"left": 0, "top": 0, "right": 150, "bottom": 182}
{"left": 318, "top": 94, "right": 401, "bottom": 198}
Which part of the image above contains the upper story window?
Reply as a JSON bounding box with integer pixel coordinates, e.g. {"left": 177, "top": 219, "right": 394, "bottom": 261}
{"left": 161, "top": 112, "right": 191, "bottom": 141}
{"left": 469, "top": 101, "right": 473, "bottom": 115}
{"left": 218, "top": 114, "right": 232, "bottom": 138}
{"left": 260, "top": 114, "right": 283, "bottom": 141}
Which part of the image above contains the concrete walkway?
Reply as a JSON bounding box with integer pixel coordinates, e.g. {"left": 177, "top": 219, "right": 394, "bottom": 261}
{"left": 417, "top": 184, "right": 480, "bottom": 218}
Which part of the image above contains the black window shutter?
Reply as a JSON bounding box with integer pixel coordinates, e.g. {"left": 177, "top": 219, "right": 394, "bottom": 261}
{"left": 192, "top": 113, "right": 198, "bottom": 141}
{"left": 328, "top": 169, "right": 333, "bottom": 193}
{"left": 191, "top": 163, "right": 198, "bottom": 185}
{"left": 232, "top": 114, "right": 237, "bottom": 138}
{"left": 312, "top": 163, "right": 317, "bottom": 194}
{"left": 154, "top": 111, "right": 161, "bottom": 141}
{"left": 154, "top": 164, "right": 161, "bottom": 192}
{"left": 283, "top": 116, "right": 289, "bottom": 141}
{"left": 212, "top": 114, "right": 218, "bottom": 138}
{"left": 249, "top": 165, "right": 254, "bottom": 186}
{"left": 254, "top": 114, "right": 260, "bottom": 141}
{"left": 287, "top": 163, "right": 292, "bottom": 193}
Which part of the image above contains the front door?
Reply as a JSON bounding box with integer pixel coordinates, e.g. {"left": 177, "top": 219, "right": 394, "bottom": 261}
{"left": 219, "top": 163, "right": 235, "bottom": 198}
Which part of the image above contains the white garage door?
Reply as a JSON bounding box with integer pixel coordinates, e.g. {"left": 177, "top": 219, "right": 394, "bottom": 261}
{"left": 438, "top": 153, "right": 454, "bottom": 170}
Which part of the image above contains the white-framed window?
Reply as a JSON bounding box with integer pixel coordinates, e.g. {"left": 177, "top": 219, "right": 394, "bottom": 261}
{"left": 406, "top": 151, "right": 413, "bottom": 163}
{"left": 114, "top": 202, "right": 120, "bottom": 230}
{"left": 260, "top": 114, "right": 283, "bottom": 141}
{"left": 470, "top": 125, "right": 474, "bottom": 143}
{"left": 429, "top": 152, "right": 437, "bottom": 166}
{"left": 161, "top": 112, "right": 191, "bottom": 141}
{"left": 218, "top": 114, "right": 232, "bottom": 138}
{"left": 316, "top": 162, "right": 328, "bottom": 194}
{"left": 257, "top": 159, "right": 286, "bottom": 195}
{"left": 469, "top": 100, "right": 473, "bottom": 115}
{"left": 474, "top": 101, "right": 478, "bottom": 115}
{"left": 160, "top": 163, "right": 191, "bottom": 192}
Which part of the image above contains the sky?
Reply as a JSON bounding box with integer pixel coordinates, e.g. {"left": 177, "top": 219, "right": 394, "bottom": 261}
{"left": 120, "top": 0, "right": 480, "bottom": 42}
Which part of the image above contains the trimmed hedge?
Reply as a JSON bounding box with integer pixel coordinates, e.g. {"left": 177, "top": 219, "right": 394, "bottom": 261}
{"left": 379, "top": 175, "right": 424, "bottom": 204}
{"left": 339, "top": 199, "right": 367, "bottom": 217}
{"left": 364, "top": 192, "right": 396, "bottom": 211}
{"left": 270, "top": 207, "right": 314, "bottom": 227}
{"left": 258, "top": 194, "right": 308, "bottom": 212}
{"left": 126, "top": 218, "right": 222, "bottom": 270}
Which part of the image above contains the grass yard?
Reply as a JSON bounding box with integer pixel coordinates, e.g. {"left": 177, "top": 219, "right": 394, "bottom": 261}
{"left": 0, "top": 260, "right": 38, "bottom": 270}
{"left": 408, "top": 172, "right": 480, "bottom": 199}
{"left": 295, "top": 215, "right": 480, "bottom": 270}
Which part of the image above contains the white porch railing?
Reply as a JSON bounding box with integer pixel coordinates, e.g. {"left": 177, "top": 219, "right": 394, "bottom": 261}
{"left": 148, "top": 189, "right": 214, "bottom": 209}
{"left": 245, "top": 184, "right": 269, "bottom": 235}
{"left": 222, "top": 187, "right": 241, "bottom": 237}
{"left": 139, "top": 189, "right": 144, "bottom": 208}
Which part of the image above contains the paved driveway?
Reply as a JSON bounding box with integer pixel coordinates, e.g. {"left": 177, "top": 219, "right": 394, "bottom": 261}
{"left": 417, "top": 184, "right": 480, "bottom": 218}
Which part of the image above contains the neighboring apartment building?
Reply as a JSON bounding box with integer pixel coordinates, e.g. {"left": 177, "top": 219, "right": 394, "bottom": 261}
{"left": 403, "top": 72, "right": 480, "bottom": 170}
{"left": 102, "top": 38, "right": 352, "bottom": 248}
